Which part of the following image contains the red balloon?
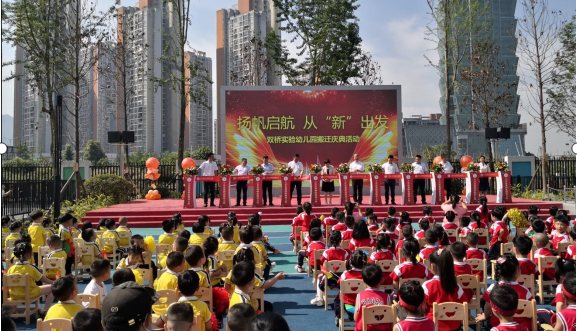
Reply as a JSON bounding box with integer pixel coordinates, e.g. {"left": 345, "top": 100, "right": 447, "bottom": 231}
{"left": 146, "top": 157, "right": 160, "bottom": 169}
{"left": 182, "top": 157, "right": 196, "bottom": 169}
{"left": 433, "top": 156, "right": 443, "bottom": 165}
{"left": 460, "top": 155, "right": 474, "bottom": 168}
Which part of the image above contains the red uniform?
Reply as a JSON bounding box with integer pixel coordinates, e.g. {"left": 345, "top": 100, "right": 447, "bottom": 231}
{"left": 306, "top": 241, "right": 326, "bottom": 267}
{"left": 395, "top": 223, "right": 411, "bottom": 234}
{"left": 466, "top": 248, "right": 487, "bottom": 260}
{"left": 483, "top": 281, "right": 533, "bottom": 330}
{"left": 391, "top": 262, "right": 431, "bottom": 283}
{"left": 354, "top": 288, "right": 392, "bottom": 331}
{"left": 443, "top": 222, "right": 459, "bottom": 243}
{"left": 422, "top": 216, "right": 437, "bottom": 225}
{"left": 517, "top": 258, "right": 539, "bottom": 277}
{"left": 324, "top": 217, "right": 339, "bottom": 237}
{"left": 475, "top": 205, "right": 490, "bottom": 225}
{"left": 490, "top": 322, "right": 529, "bottom": 331}
{"left": 469, "top": 221, "right": 489, "bottom": 245}
{"left": 556, "top": 305, "right": 576, "bottom": 331}
{"left": 544, "top": 216, "right": 555, "bottom": 234}
{"left": 299, "top": 213, "right": 317, "bottom": 232}
{"left": 419, "top": 246, "right": 438, "bottom": 261}
{"left": 552, "top": 231, "right": 570, "bottom": 250}
{"left": 563, "top": 245, "right": 576, "bottom": 260}
{"left": 342, "top": 229, "right": 354, "bottom": 241}
{"left": 415, "top": 230, "right": 425, "bottom": 240}
{"left": 422, "top": 276, "right": 466, "bottom": 331}
{"left": 321, "top": 247, "right": 350, "bottom": 265}
{"left": 394, "top": 317, "right": 435, "bottom": 331}
{"left": 338, "top": 269, "right": 363, "bottom": 305}
{"left": 292, "top": 216, "right": 303, "bottom": 241}
{"left": 376, "top": 231, "right": 399, "bottom": 241}
{"left": 368, "top": 249, "right": 396, "bottom": 285}
{"left": 395, "top": 239, "right": 406, "bottom": 256}
{"left": 533, "top": 247, "right": 555, "bottom": 280}
{"left": 453, "top": 261, "right": 474, "bottom": 302}
{"left": 333, "top": 223, "right": 348, "bottom": 232}
{"left": 552, "top": 284, "right": 563, "bottom": 306}
{"left": 460, "top": 227, "right": 472, "bottom": 237}
{"left": 368, "top": 224, "right": 380, "bottom": 232}
{"left": 349, "top": 237, "right": 376, "bottom": 252}
{"left": 489, "top": 221, "right": 509, "bottom": 246}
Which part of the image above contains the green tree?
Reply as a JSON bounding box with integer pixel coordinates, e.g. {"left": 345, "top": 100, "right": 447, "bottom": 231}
{"left": 421, "top": 144, "right": 457, "bottom": 160}
{"left": 425, "top": 0, "right": 489, "bottom": 160}
{"left": 83, "top": 140, "right": 107, "bottom": 165}
{"left": 15, "top": 143, "right": 32, "bottom": 160}
{"left": 265, "top": 0, "right": 363, "bottom": 85}
{"left": 191, "top": 146, "right": 213, "bottom": 161}
{"left": 546, "top": 16, "right": 575, "bottom": 139}
{"left": 62, "top": 144, "right": 74, "bottom": 161}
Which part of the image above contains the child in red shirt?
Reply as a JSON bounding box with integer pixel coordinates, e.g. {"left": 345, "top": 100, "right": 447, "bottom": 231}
{"left": 395, "top": 225, "right": 414, "bottom": 258}
{"left": 442, "top": 211, "right": 459, "bottom": 243}
{"left": 393, "top": 281, "right": 435, "bottom": 331}
{"left": 434, "top": 224, "right": 451, "bottom": 250}
{"left": 486, "top": 285, "right": 530, "bottom": 331}
{"left": 342, "top": 216, "right": 355, "bottom": 242}
{"left": 303, "top": 218, "right": 324, "bottom": 250}
{"left": 469, "top": 210, "right": 489, "bottom": 246}
{"left": 312, "top": 230, "right": 349, "bottom": 306}
{"left": 349, "top": 220, "right": 376, "bottom": 252}
{"left": 488, "top": 207, "right": 509, "bottom": 260}
{"left": 386, "top": 207, "right": 399, "bottom": 226}
{"left": 562, "top": 231, "right": 576, "bottom": 260}
{"left": 291, "top": 206, "right": 304, "bottom": 243}
{"left": 299, "top": 202, "right": 317, "bottom": 233}
{"left": 367, "top": 214, "right": 380, "bottom": 232}
{"left": 533, "top": 233, "right": 555, "bottom": 280}
{"left": 466, "top": 232, "right": 488, "bottom": 260}
{"left": 395, "top": 212, "right": 412, "bottom": 235}
{"left": 419, "top": 229, "right": 438, "bottom": 261}
{"left": 415, "top": 218, "right": 430, "bottom": 241}
{"left": 296, "top": 228, "right": 325, "bottom": 273}
{"left": 378, "top": 218, "right": 399, "bottom": 242}
{"left": 354, "top": 264, "right": 392, "bottom": 331}
{"left": 551, "top": 215, "right": 570, "bottom": 251}
{"left": 422, "top": 206, "right": 437, "bottom": 225}
{"left": 553, "top": 274, "right": 576, "bottom": 331}
{"left": 476, "top": 196, "right": 490, "bottom": 225}
{"left": 335, "top": 250, "right": 367, "bottom": 322}
{"left": 545, "top": 206, "right": 558, "bottom": 234}
{"left": 391, "top": 239, "right": 431, "bottom": 289}
{"left": 368, "top": 233, "right": 396, "bottom": 286}
{"left": 552, "top": 258, "right": 576, "bottom": 313}
{"left": 332, "top": 211, "right": 348, "bottom": 232}
{"left": 459, "top": 216, "right": 472, "bottom": 239}
{"left": 512, "top": 236, "right": 539, "bottom": 277}
{"left": 323, "top": 208, "right": 340, "bottom": 237}
{"left": 450, "top": 241, "right": 474, "bottom": 301}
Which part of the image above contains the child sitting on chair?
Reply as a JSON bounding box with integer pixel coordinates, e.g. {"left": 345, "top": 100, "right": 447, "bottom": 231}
{"left": 393, "top": 280, "right": 434, "bottom": 331}
{"left": 486, "top": 285, "right": 528, "bottom": 331}
{"left": 45, "top": 235, "right": 67, "bottom": 280}
{"left": 353, "top": 264, "right": 392, "bottom": 331}
{"left": 44, "top": 276, "right": 83, "bottom": 320}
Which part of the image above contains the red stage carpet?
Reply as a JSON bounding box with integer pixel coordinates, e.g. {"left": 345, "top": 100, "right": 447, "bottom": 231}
{"left": 83, "top": 195, "right": 569, "bottom": 228}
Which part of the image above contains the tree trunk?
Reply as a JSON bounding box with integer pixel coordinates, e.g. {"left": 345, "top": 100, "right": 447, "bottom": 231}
{"left": 444, "top": 1, "right": 452, "bottom": 160}
{"left": 179, "top": 51, "right": 186, "bottom": 172}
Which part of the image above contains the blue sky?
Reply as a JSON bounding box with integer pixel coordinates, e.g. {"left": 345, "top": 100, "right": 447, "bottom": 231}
{"left": 2, "top": 0, "right": 575, "bottom": 154}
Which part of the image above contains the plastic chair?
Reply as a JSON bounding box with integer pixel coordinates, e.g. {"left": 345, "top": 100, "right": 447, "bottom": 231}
{"left": 42, "top": 256, "right": 65, "bottom": 279}
{"left": 134, "top": 268, "right": 153, "bottom": 286}
{"left": 457, "top": 275, "right": 480, "bottom": 331}
{"left": 433, "top": 302, "right": 469, "bottom": 331}
{"left": 465, "top": 259, "right": 487, "bottom": 291}
{"left": 37, "top": 318, "right": 72, "bottom": 331}
{"left": 300, "top": 231, "right": 309, "bottom": 252}
{"left": 99, "top": 237, "right": 121, "bottom": 268}
{"left": 76, "top": 293, "right": 101, "bottom": 309}
{"left": 339, "top": 279, "right": 366, "bottom": 331}
{"left": 445, "top": 229, "right": 458, "bottom": 243}
{"left": 361, "top": 304, "right": 397, "bottom": 331}
{"left": 74, "top": 244, "right": 95, "bottom": 279}
{"left": 375, "top": 260, "right": 397, "bottom": 291}
{"left": 73, "top": 238, "right": 84, "bottom": 247}
{"left": 217, "top": 250, "right": 235, "bottom": 266}
{"left": 323, "top": 260, "right": 347, "bottom": 310}
{"left": 473, "top": 228, "right": 489, "bottom": 249}
{"left": 155, "top": 244, "right": 172, "bottom": 267}
{"left": 154, "top": 289, "right": 179, "bottom": 307}
{"left": 500, "top": 242, "right": 514, "bottom": 255}
{"left": 514, "top": 299, "right": 538, "bottom": 331}
{"left": 293, "top": 226, "right": 302, "bottom": 253}
{"left": 38, "top": 246, "right": 50, "bottom": 269}
{"left": 557, "top": 242, "right": 571, "bottom": 256}
{"left": 4, "top": 246, "right": 14, "bottom": 270}
{"left": 517, "top": 274, "right": 536, "bottom": 299}
{"left": 309, "top": 249, "right": 326, "bottom": 285}
{"left": 358, "top": 246, "right": 374, "bottom": 254}
{"left": 118, "top": 231, "right": 132, "bottom": 249}
{"left": 538, "top": 256, "right": 559, "bottom": 304}
{"left": 418, "top": 237, "right": 427, "bottom": 248}
{"left": 195, "top": 286, "right": 213, "bottom": 312}
{"left": 369, "top": 231, "right": 378, "bottom": 239}
{"left": 3, "top": 274, "right": 41, "bottom": 325}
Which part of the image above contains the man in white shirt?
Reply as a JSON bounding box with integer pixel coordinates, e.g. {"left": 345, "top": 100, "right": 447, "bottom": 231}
{"left": 411, "top": 155, "right": 428, "bottom": 204}
{"left": 199, "top": 153, "right": 219, "bottom": 207}
{"left": 287, "top": 154, "right": 304, "bottom": 206}
{"left": 261, "top": 156, "right": 275, "bottom": 206}
{"left": 382, "top": 155, "right": 400, "bottom": 205}
{"left": 349, "top": 154, "right": 365, "bottom": 204}
{"left": 233, "top": 158, "right": 250, "bottom": 206}
{"left": 440, "top": 154, "right": 454, "bottom": 200}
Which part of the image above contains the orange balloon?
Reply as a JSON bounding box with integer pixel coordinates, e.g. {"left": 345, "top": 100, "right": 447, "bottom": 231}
{"left": 460, "top": 155, "right": 474, "bottom": 168}
{"left": 462, "top": 190, "right": 466, "bottom": 195}
{"left": 146, "top": 157, "right": 160, "bottom": 169}
{"left": 182, "top": 158, "right": 195, "bottom": 169}
{"left": 433, "top": 156, "right": 443, "bottom": 165}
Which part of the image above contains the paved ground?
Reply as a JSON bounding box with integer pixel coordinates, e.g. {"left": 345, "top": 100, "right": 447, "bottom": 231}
{"left": 12, "top": 225, "right": 553, "bottom": 331}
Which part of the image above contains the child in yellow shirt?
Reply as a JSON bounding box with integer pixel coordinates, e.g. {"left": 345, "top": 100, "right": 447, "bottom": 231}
{"left": 43, "top": 217, "right": 56, "bottom": 236}
{"left": 153, "top": 251, "right": 185, "bottom": 314}
{"left": 189, "top": 222, "right": 208, "bottom": 246}
{"left": 198, "top": 215, "right": 214, "bottom": 236}
{"left": 6, "top": 242, "right": 55, "bottom": 314}
{"left": 160, "top": 236, "right": 190, "bottom": 270}
{"left": 57, "top": 213, "right": 75, "bottom": 275}
{"left": 203, "top": 237, "right": 228, "bottom": 287}
{"left": 44, "top": 276, "right": 83, "bottom": 320}
{"left": 5, "top": 221, "right": 22, "bottom": 247}
{"left": 116, "top": 217, "right": 132, "bottom": 247}
{"left": 217, "top": 226, "right": 239, "bottom": 271}
{"left": 81, "top": 229, "right": 102, "bottom": 266}
{"left": 101, "top": 219, "right": 122, "bottom": 255}
{"left": 251, "top": 227, "right": 269, "bottom": 274}
{"left": 158, "top": 219, "right": 177, "bottom": 265}
{"left": 79, "top": 221, "right": 93, "bottom": 238}
{"left": 224, "top": 247, "right": 284, "bottom": 295}
{"left": 234, "top": 226, "right": 262, "bottom": 267}
{"left": 185, "top": 245, "right": 210, "bottom": 288}
{"left": 45, "top": 236, "right": 67, "bottom": 279}
{"left": 229, "top": 261, "right": 259, "bottom": 311}
{"left": 27, "top": 210, "right": 45, "bottom": 265}
{"left": 154, "top": 270, "right": 212, "bottom": 331}
{"left": 1, "top": 215, "right": 10, "bottom": 247}
{"left": 172, "top": 213, "right": 185, "bottom": 236}
{"left": 226, "top": 212, "right": 241, "bottom": 244}
{"left": 117, "top": 245, "right": 146, "bottom": 270}
{"left": 70, "top": 217, "right": 80, "bottom": 238}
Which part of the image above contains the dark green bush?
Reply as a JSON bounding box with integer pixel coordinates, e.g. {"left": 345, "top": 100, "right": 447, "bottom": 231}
{"left": 84, "top": 174, "right": 134, "bottom": 204}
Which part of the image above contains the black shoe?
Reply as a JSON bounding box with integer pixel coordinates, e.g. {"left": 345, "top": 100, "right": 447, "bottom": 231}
{"left": 421, "top": 201, "right": 426, "bottom": 204}
{"left": 204, "top": 203, "right": 208, "bottom": 207}
{"left": 385, "top": 201, "right": 389, "bottom": 205}
{"left": 235, "top": 203, "right": 240, "bottom": 206}
{"left": 210, "top": 203, "right": 217, "bottom": 207}
{"left": 358, "top": 202, "right": 362, "bottom": 205}
{"left": 269, "top": 203, "right": 274, "bottom": 206}
{"left": 391, "top": 202, "right": 396, "bottom": 205}
{"left": 243, "top": 203, "right": 247, "bottom": 206}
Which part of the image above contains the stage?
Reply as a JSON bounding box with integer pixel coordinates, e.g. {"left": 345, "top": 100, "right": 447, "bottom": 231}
{"left": 83, "top": 195, "right": 570, "bottom": 228}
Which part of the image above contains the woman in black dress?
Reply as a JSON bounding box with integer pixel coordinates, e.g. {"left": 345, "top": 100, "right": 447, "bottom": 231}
{"left": 478, "top": 155, "right": 490, "bottom": 195}
{"left": 321, "top": 159, "right": 336, "bottom": 205}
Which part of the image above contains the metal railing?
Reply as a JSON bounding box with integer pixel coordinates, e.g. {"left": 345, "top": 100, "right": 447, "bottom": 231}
{"left": 547, "top": 185, "right": 576, "bottom": 203}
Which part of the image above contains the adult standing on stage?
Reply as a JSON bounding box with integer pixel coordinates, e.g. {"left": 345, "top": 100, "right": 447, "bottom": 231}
{"left": 199, "top": 153, "right": 218, "bottom": 207}
{"left": 261, "top": 156, "right": 275, "bottom": 206}
{"left": 288, "top": 154, "right": 304, "bottom": 206}
{"left": 412, "top": 155, "right": 428, "bottom": 204}
{"left": 233, "top": 158, "right": 250, "bottom": 206}
{"left": 478, "top": 155, "right": 490, "bottom": 196}
{"left": 439, "top": 154, "right": 454, "bottom": 200}
{"left": 349, "top": 154, "right": 365, "bottom": 204}
{"left": 382, "top": 155, "right": 399, "bottom": 205}
{"left": 321, "top": 159, "right": 336, "bottom": 205}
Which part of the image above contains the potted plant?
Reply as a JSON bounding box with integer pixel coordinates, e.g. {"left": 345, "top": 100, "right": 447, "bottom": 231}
{"left": 430, "top": 163, "right": 444, "bottom": 173}
{"left": 309, "top": 164, "right": 322, "bottom": 174}
{"left": 465, "top": 163, "right": 480, "bottom": 172}
{"left": 183, "top": 166, "right": 200, "bottom": 175}
{"left": 250, "top": 165, "right": 265, "bottom": 175}
{"left": 278, "top": 164, "right": 292, "bottom": 175}
{"left": 336, "top": 163, "right": 350, "bottom": 174}
{"left": 495, "top": 161, "right": 509, "bottom": 172}
{"left": 400, "top": 163, "right": 413, "bottom": 173}
{"left": 368, "top": 163, "right": 383, "bottom": 174}
{"left": 219, "top": 164, "right": 233, "bottom": 176}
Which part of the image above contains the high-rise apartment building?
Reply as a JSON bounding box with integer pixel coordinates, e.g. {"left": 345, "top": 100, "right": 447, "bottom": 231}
{"left": 186, "top": 50, "right": 213, "bottom": 153}
{"left": 438, "top": 0, "right": 525, "bottom": 157}
{"left": 216, "top": 0, "right": 280, "bottom": 155}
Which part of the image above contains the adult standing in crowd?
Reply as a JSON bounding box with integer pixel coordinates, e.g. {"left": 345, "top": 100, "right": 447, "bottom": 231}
{"left": 321, "top": 159, "right": 336, "bottom": 205}
{"left": 199, "top": 153, "right": 219, "bottom": 207}
{"left": 478, "top": 155, "right": 490, "bottom": 196}
{"left": 349, "top": 154, "right": 365, "bottom": 204}
{"left": 288, "top": 154, "right": 304, "bottom": 206}
{"left": 261, "top": 156, "right": 275, "bottom": 206}
{"left": 233, "top": 158, "right": 250, "bottom": 206}
{"left": 439, "top": 154, "right": 454, "bottom": 200}
{"left": 412, "top": 155, "right": 428, "bottom": 204}
{"left": 382, "top": 155, "right": 399, "bottom": 205}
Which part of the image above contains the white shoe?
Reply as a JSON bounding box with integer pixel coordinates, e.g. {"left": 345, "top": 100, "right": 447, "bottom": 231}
{"left": 294, "top": 265, "right": 304, "bottom": 273}
{"left": 270, "top": 262, "right": 276, "bottom": 271}
{"left": 310, "top": 297, "right": 324, "bottom": 306}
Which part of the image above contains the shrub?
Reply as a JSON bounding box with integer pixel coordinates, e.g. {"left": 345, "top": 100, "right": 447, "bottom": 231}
{"left": 84, "top": 174, "right": 134, "bottom": 204}
{"left": 61, "top": 194, "right": 116, "bottom": 220}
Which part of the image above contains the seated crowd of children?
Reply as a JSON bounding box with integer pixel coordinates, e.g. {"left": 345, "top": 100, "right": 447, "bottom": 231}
{"left": 2, "top": 197, "right": 576, "bottom": 331}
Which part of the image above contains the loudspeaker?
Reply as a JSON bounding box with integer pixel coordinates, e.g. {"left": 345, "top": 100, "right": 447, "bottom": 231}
{"left": 485, "top": 128, "right": 498, "bottom": 139}
{"left": 121, "top": 131, "right": 135, "bottom": 143}
{"left": 108, "top": 131, "right": 122, "bottom": 143}
{"left": 57, "top": 95, "right": 63, "bottom": 107}
{"left": 498, "top": 127, "right": 510, "bottom": 139}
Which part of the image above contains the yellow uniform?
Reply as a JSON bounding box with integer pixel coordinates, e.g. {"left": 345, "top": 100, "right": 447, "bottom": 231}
{"left": 233, "top": 226, "right": 240, "bottom": 244}
{"left": 81, "top": 242, "right": 102, "bottom": 266}
{"left": 203, "top": 228, "right": 213, "bottom": 236}
{"left": 251, "top": 241, "right": 268, "bottom": 268}
{"left": 1, "top": 227, "right": 9, "bottom": 248}
{"left": 158, "top": 233, "right": 176, "bottom": 267}
{"left": 27, "top": 223, "right": 45, "bottom": 253}
{"left": 206, "top": 255, "right": 223, "bottom": 287}
{"left": 188, "top": 234, "right": 208, "bottom": 246}
{"left": 190, "top": 267, "right": 210, "bottom": 288}
{"left": 217, "top": 241, "right": 238, "bottom": 271}
{"left": 6, "top": 262, "right": 43, "bottom": 299}
{"left": 225, "top": 271, "right": 263, "bottom": 295}
{"left": 45, "top": 300, "right": 84, "bottom": 320}
{"left": 58, "top": 226, "right": 73, "bottom": 255}
{"left": 229, "top": 288, "right": 259, "bottom": 311}
{"left": 116, "top": 226, "right": 132, "bottom": 247}
{"left": 234, "top": 244, "right": 262, "bottom": 266}
{"left": 101, "top": 230, "right": 120, "bottom": 254}
{"left": 45, "top": 249, "right": 67, "bottom": 279}
{"left": 45, "top": 227, "right": 57, "bottom": 236}
{"left": 4, "top": 233, "right": 21, "bottom": 247}
{"left": 152, "top": 269, "right": 180, "bottom": 314}
{"left": 70, "top": 227, "right": 80, "bottom": 239}
{"left": 160, "top": 297, "right": 212, "bottom": 331}
{"left": 172, "top": 224, "right": 185, "bottom": 236}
